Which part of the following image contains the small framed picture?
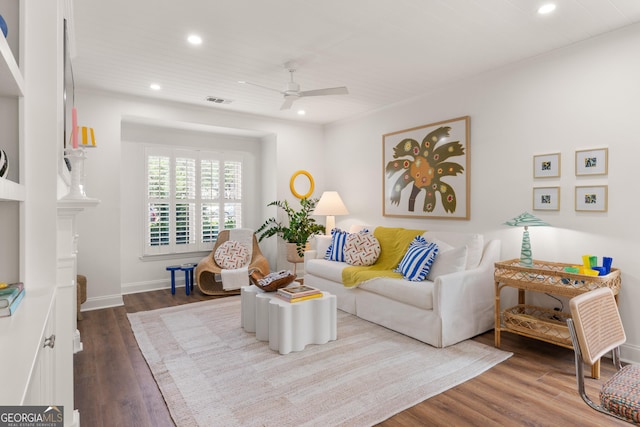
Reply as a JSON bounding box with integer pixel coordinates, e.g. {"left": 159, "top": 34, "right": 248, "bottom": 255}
{"left": 575, "top": 185, "right": 608, "bottom": 212}
{"left": 575, "top": 148, "right": 608, "bottom": 176}
{"left": 533, "top": 187, "right": 560, "bottom": 211}
{"left": 533, "top": 153, "right": 561, "bottom": 178}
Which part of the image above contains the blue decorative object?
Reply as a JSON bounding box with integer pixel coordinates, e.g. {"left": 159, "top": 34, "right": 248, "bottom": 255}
{"left": 395, "top": 236, "right": 439, "bottom": 281}
{"left": 0, "top": 15, "right": 7, "bottom": 38}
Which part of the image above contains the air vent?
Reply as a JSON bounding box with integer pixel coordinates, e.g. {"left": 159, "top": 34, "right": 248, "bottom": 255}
{"left": 206, "top": 96, "right": 233, "bottom": 104}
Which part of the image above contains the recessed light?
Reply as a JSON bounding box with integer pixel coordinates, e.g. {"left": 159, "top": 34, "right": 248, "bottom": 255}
{"left": 297, "top": 110, "right": 306, "bottom": 116}
{"left": 538, "top": 4, "right": 556, "bottom": 14}
{"left": 150, "top": 83, "right": 161, "bottom": 91}
{"left": 187, "top": 34, "right": 202, "bottom": 45}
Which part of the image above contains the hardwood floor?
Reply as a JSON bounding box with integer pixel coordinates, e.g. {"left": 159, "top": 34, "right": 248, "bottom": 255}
{"left": 74, "top": 288, "right": 628, "bottom": 427}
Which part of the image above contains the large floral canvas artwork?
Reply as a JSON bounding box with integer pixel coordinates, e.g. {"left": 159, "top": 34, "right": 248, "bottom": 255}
{"left": 383, "top": 116, "right": 470, "bottom": 219}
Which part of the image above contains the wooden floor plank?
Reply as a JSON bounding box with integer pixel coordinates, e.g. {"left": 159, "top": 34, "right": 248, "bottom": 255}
{"left": 74, "top": 288, "right": 630, "bottom": 426}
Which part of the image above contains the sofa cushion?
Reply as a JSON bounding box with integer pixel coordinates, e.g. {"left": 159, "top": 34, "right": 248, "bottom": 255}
{"left": 306, "top": 258, "right": 348, "bottom": 283}
{"left": 214, "top": 240, "right": 250, "bottom": 269}
{"left": 423, "top": 231, "right": 483, "bottom": 269}
{"left": 359, "top": 277, "right": 434, "bottom": 310}
{"left": 349, "top": 224, "right": 371, "bottom": 233}
{"left": 344, "top": 231, "right": 381, "bottom": 266}
{"left": 426, "top": 238, "right": 468, "bottom": 280}
{"left": 325, "top": 228, "right": 349, "bottom": 262}
{"left": 311, "top": 235, "right": 332, "bottom": 258}
{"left": 395, "top": 236, "right": 439, "bottom": 281}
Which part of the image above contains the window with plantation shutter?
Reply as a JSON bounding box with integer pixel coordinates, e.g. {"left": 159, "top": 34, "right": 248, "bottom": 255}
{"left": 144, "top": 146, "right": 243, "bottom": 256}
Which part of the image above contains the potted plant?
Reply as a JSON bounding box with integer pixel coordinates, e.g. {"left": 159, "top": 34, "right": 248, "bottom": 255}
{"left": 256, "top": 198, "right": 325, "bottom": 262}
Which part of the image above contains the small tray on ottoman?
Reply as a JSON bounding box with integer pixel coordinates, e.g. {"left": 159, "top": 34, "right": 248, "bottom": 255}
{"left": 250, "top": 270, "right": 296, "bottom": 292}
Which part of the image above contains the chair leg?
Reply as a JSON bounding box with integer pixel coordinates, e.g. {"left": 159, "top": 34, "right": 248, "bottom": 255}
{"left": 166, "top": 266, "right": 181, "bottom": 295}
{"left": 567, "top": 318, "right": 633, "bottom": 422}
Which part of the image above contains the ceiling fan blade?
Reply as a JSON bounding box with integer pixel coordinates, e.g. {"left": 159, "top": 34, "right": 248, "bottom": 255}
{"left": 280, "top": 96, "right": 296, "bottom": 110}
{"left": 299, "top": 86, "right": 349, "bottom": 97}
{"left": 239, "top": 80, "right": 283, "bottom": 94}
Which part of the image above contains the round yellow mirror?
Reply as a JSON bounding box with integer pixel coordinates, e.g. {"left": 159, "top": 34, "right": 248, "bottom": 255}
{"left": 290, "top": 170, "right": 314, "bottom": 199}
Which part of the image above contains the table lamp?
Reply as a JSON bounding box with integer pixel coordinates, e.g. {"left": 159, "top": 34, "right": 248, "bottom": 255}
{"left": 313, "top": 191, "right": 349, "bottom": 235}
{"left": 503, "top": 212, "right": 550, "bottom": 267}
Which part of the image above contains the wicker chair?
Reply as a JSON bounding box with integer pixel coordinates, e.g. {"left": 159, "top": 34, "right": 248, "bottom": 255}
{"left": 195, "top": 230, "right": 269, "bottom": 296}
{"left": 567, "top": 287, "right": 640, "bottom": 425}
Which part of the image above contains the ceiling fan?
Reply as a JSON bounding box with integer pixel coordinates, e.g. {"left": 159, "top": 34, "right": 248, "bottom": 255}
{"left": 239, "top": 62, "right": 349, "bottom": 110}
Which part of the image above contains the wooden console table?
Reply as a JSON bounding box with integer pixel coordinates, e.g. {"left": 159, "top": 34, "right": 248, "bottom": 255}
{"left": 494, "top": 259, "right": 621, "bottom": 378}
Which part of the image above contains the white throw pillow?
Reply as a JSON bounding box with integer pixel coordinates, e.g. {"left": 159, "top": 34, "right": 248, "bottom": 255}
{"left": 344, "top": 231, "right": 381, "bottom": 266}
{"left": 423, "top": 231, "right": 483, "bottom": 269}
{"left": 214, "top": 240, "right": 250, "bottom": 269}
{"left": 349, "top": 224, "right": 372, "bottom": 234}
{"left": 426, "top": 241, "right": 468, "bottom": 280}
{"left": 312, "top": 235, "right": 333, "bottom": 258}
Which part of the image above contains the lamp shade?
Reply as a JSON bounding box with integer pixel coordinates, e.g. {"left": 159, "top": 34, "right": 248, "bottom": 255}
{"left": 313, "top": 191, "right": 349, "bottom": 235}
{"left": 504, "top": 212, "right": 550, "bottom": 268}
{"left": 503, "top": 211, "right": 549, "bottom": 228}
{"left": 313, "top": 191, "right": 349, "bottom": 216}
{"left": 80, "top": 126, "right": 97, "bottom": 147}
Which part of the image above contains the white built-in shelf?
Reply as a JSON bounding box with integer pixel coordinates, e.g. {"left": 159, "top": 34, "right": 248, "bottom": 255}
{"left": 0, "top": 178, "right": 26, "bottom": 201}
{"left": 0, "top": 286, "right": 55, "bottom": 405}
{"left": 0, "top": 32, "right": 24, "bottom": 97}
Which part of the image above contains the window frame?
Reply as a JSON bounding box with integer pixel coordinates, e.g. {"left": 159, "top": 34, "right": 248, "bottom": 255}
{"left": 143, "top": 145, "right": 244, "bottom": 256}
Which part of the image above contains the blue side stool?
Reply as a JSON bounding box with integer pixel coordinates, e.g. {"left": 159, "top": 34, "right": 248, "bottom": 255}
{"left": 180, "top": 263, "right": 197, "bottom": 295}
{"left": 166, "top": 265, "right": 182, "bottom": 295}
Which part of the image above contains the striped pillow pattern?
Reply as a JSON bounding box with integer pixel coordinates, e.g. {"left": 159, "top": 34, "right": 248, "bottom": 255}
{"left": 395, "top": 236, "right": 439, "bottom": 281}
{"left": 324, "top": 228, "right": 349, "bottom": 262}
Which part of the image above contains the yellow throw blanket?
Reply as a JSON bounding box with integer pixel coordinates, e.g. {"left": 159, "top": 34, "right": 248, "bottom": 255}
{"left": 342, "top": 226, "right": 425, "bottom": 287}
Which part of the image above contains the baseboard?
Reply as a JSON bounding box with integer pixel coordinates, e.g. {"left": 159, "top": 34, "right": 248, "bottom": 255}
{"left": 121, "top": 279, "right": 178, "bottom": 295}
{"left": 78, "top": 279, "right": 190, "bottom": 313}
{"left": 80, "top": 294, "right": 124, "bottom": 312}
{"left": 621, "top": 342, "right": 640, "bottom": 364}
{"left": 73, "top": 329, "right": 83, "bottom": 354}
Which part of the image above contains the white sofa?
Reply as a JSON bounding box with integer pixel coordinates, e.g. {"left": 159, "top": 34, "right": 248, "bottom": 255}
{"left": 303, "top": 226, "right": 501, "bottom": 348}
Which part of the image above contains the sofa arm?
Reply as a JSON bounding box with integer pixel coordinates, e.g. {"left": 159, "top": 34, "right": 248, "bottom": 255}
{"left": 304, "top": 250, "right": 319, "bottom": 271}
{"left": 432, "top": 239, "right": 501, "bottom": 346}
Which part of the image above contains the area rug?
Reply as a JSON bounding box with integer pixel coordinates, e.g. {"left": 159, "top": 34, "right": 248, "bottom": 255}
{"left": 128, "top": 296, "right": 511, "bottom": 427}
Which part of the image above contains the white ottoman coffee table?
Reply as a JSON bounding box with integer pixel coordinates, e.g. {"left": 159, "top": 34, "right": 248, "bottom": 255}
{"left": 241, "top": 285, "right": 337, "bottom": 355}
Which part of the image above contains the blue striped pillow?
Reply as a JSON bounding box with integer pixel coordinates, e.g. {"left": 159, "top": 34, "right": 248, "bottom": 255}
{"left": 395, "top": 236, "right": 439, "bottom": 281}
{"left": 324, "top": 228, "right": 349, "bottom": 262}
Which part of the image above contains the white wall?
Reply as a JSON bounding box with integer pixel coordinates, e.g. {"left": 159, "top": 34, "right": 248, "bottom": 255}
{"left": 324, "top": 24, "right": 640, "bottom": 362}
{"left": 74, "top": 90, "right": 325, "bottom": 309}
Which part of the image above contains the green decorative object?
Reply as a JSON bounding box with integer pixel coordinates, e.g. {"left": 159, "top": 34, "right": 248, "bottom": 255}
{"left": 504, "top": 212, "right": 550, "bottom": 268}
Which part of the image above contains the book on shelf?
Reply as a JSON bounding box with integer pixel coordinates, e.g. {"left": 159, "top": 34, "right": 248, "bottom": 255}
{"left": 276, "top": 284, "right": 322, "bottom": 300}
{"left": 0, "top": 288, "right": 25, "bottom": 317}
{"left": 275, "top": 292, "right": 323, "bottom": 304}
{"left": 0, "top": 282, "right": 24, "bottom": 308}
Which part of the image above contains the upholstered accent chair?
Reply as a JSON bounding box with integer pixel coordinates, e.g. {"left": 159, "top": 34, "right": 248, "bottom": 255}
{"left": 567, "top": 287, "right": 639, "bottom": 425}
{"left": 195, "top": 229, "right": 269, "bottom": 296}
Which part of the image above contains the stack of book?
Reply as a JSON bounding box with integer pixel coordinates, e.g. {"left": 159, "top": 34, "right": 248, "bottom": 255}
{"left": 0, "top": 282, "right": 25, "bottom": 317}
{"left": 276, "top": 284, "right": 322, "bottom": 303}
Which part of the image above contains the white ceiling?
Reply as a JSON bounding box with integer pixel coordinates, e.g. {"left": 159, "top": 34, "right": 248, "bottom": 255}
{"left": 71, "top": 0, "right": 640, "bottom": 125}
